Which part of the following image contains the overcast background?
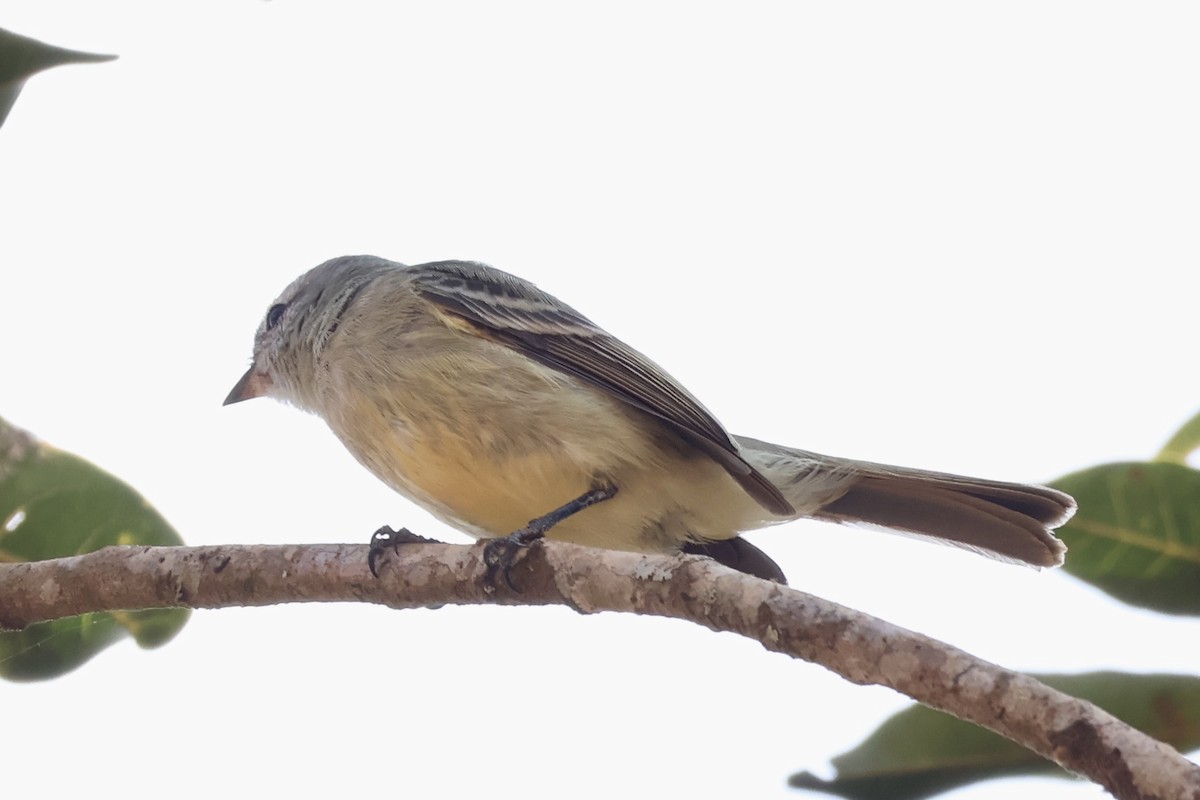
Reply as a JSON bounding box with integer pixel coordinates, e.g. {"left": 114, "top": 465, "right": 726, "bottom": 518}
{"left": 2, "top": 3, "right": 1197, "bottom": 798}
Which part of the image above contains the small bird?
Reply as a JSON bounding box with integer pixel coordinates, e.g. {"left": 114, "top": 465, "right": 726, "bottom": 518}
{"left": 226, "top": 256, "right": 1073, "bottom": 583}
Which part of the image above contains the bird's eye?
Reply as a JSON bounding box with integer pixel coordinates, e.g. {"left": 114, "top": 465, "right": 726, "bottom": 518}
{"left": 265, "top": 303, "right": 288, "bottom": 331}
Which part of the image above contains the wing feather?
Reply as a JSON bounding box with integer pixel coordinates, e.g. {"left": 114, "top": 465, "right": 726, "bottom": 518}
{"left": 410, "top": 260, "right": 794, "bottom": 516}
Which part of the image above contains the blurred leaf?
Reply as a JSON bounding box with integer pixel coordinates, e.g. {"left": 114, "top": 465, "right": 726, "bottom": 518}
{"left": 0, "top": 416, "right": 189, "bottom": 681}
{"left": 790, "top": 672, "right": 1200, "bottom": 800}
{"left": 1051, "top": 462, "right": 1200, "bottom": 614}
{"left": 1157, "top": 410, "right": 1200, "bottom": 464}
{"left": 0, "top": 27, "right": 116, "bottom": 128}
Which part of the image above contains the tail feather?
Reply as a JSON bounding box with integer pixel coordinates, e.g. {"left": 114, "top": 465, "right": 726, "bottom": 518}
{"left": 736, "top": 435, "right": 1074, "bottom": 569}
{"left": 813, "top": 476, "right": 1069, "bottom": 567}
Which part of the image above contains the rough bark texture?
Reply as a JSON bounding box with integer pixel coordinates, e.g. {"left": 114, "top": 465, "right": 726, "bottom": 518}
{"left": 1, "top": 540, "right": 1197, "bottom": 800}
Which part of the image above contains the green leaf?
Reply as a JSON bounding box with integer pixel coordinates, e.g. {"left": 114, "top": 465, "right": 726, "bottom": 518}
{"left": 1157, "top": 409, "right": 1200, "bottom": 464}
{"left": 1050, "top": 462, "right": 1200, "bottom": 615}
{"left": 0, "top": 27, "right": 116, "bottom": 128}
{"left": 0, "top": 417, "right": 189, "bottom": 681}
{"left": 790, "top": 672, "right": 1200, "bottom": 800}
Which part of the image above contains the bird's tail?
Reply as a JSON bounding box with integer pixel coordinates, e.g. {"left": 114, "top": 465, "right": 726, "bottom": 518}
{"left": 737, "top": 436, "right": 1074, "bottom": 568}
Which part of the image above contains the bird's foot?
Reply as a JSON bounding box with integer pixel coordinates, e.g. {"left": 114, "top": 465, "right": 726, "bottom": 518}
{"left": 368, "top": 526, "right": 441, "bottom": 577}
{"left": 482, "top": 483, "right": 619, "bottom": 591}
{"left": 483, "top": 527, "right": 547, "bottom": 592}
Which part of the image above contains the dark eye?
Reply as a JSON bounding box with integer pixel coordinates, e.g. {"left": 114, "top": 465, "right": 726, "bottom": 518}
{"left": 265, "top": 303, "right": 288, "bottom": 330}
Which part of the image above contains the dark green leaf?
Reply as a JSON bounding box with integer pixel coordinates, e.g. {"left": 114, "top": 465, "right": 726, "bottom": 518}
{"left": 1157, "top": 410, "right": 1200, "bottom": 465}
{"left": 1051, "top": 462, "right": 1200, "bottom": 614}
{"left": 0, "top": 84, "right": 21, "bottom": 128}
{"left": 790, "top": 672, "right": 1200, "bottom": 800}
{"left": 0, "top": 27, "right": 116, "bottom": 128}
{"left": 0, "top": 417, "right": 189, "bottom": 681}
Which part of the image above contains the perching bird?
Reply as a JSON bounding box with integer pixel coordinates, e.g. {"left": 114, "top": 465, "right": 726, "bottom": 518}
{"left": 226, "top": 256, "right": 1073, "bottom": 583}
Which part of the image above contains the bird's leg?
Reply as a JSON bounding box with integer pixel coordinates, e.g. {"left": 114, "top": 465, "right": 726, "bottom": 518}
{"left": 484, "top": 483, "right": 618, "bottom": 591}
{"left": 368, "top": 526, "right": 443, "bottom": 578}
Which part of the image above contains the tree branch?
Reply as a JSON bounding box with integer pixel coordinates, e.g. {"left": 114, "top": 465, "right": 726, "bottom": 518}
{"left": 1, "top": 540, "right": 1196, "bottom": 799}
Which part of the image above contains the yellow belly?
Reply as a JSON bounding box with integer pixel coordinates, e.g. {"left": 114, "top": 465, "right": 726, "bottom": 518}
{"left": 353, "top": 416, "right": 768, "bottom": 555}
{"left": 399, "top": 432, "right": 597, "bottom": 536}
{"left": 321, "top": 349, "right": 768, "bottom": 554}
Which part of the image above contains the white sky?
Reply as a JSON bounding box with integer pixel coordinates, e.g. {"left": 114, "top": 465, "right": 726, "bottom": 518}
{"left": 2, "top": 2, "right": 1198, "bottom": 799}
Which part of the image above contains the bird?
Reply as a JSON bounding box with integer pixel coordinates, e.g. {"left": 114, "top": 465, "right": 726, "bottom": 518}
{"left": 225, "top": 255, "right": 1073, "bottom": 583}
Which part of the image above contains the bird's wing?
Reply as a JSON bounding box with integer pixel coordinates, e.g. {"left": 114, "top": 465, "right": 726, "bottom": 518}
{"left": 409, "top": 260, "right": 794, "bottom": 516}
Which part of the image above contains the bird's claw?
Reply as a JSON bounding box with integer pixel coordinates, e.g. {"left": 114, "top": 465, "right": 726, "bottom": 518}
{"left": 368, "top": 526, "right": 437, "bottom": 577}
{"left": 482, "top": 527, "right": 546, "bottom": 592}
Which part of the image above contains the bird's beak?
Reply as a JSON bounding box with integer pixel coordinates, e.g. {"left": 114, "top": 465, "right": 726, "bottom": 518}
{"left": 224, "top": 366, "right": 272, "bottom": 405}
